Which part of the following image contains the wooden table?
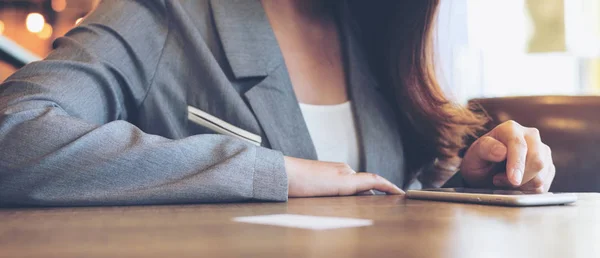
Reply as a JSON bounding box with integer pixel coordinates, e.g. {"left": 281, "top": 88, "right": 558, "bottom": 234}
{"left": 1, "top": 194, "right": 598, "bottom": 258}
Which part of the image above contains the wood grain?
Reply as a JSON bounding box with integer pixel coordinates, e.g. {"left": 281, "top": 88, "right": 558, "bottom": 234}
{"left": 0, "top": 194, "right": 598, "bottom": 258}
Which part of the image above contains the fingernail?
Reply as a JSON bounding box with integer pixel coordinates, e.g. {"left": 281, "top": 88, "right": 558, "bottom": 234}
{"left": 491, "top": 144, "right": 505, "bottom": 156}
{"left": 512, "top": 168, "right": 523, "bottom": 185}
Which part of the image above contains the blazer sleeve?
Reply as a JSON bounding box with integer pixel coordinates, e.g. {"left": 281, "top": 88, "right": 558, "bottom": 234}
{"left": 0, "top": 0, "right": 287, "bottom": 206}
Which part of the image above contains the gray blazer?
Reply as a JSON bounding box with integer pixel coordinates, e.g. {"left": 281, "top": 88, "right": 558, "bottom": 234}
{"left": 0, "top": 0, "right": 421, "bottom": 206}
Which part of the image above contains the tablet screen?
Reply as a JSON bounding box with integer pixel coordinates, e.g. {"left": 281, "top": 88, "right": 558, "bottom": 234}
{"left": 421, "top": 188, "right": 542, "bottom": 195}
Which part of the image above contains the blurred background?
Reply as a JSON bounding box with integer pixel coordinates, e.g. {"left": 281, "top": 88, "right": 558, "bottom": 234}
{"left": 0, "top": 0, "right": 99, "bottom": 81}
{"left": 437, "top": 0, "right": 600, "bottom": 102}
{"left": 1, "top": 0, "right": 599, "bottom": 103}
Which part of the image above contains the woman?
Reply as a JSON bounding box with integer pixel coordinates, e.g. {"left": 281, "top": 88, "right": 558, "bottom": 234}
{"left": 0, "top": 0, "right": 554, "bottom": 206}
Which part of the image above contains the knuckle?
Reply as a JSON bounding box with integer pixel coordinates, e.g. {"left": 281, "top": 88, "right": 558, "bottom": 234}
{"left": 544, "top": 144, "right": 552, "bottom": 156}
{"left": 528, "top": 127, "right": 540, "bottom": 135}
{"left": 368, "top": 173, "right": 381, "bottom": 181}
{"left": 510, "top": 137, "right": 527, "bottom": 148}
{"left": 337, "top": 163, "right": 351, "bottom": 170}
{"left": 531, "top": 176, "right": 544, "bottom": 188}
{"left": 525, "top": 127, "right": 542, "bottom": 141}
{"left": 335, "top": 163, "right": 354, "bottom": 175}
{"left": 529, "top": 156, "right": 545, "bottom": 171}
{"left": 504, "top": 120, "right": 521, "bottom": 130}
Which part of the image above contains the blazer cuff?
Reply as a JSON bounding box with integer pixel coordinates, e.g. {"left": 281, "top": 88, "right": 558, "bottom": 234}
{"left": 252, "top": 147, "right": 288, "bottom": 201}
{"left": 442, "top": 171, "right": 469, "bottom": 188}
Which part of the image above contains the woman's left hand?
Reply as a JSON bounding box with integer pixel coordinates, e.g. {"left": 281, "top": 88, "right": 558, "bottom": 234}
{"left": 460, "top": 120, "right": 555, "bottom": 192}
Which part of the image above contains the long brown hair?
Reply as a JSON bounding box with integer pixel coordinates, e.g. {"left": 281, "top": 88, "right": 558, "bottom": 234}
{"left": 347, "top": 0, "right": 486, "bottom": 173}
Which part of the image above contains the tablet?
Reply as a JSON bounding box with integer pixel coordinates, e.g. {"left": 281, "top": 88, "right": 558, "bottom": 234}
{"left": 406, "top": 188, "right": 578, "bottom": 206}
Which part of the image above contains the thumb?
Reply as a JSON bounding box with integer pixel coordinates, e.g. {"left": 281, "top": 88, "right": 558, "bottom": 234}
{"left": 463, "top": 136, "right": 507, "bottom": 169}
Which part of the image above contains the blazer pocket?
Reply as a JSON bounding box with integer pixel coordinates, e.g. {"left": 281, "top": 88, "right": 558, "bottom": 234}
{"left": 187, "top": 106, "right": 262, "bottom": 146}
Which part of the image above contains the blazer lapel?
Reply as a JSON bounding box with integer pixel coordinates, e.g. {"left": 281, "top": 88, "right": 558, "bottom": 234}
{"left": 339, "top": 5, "right": 407, "bottom": 187}
{"left": 210, "top": 0, "right": 317, "bottom": 159}
{"left": 211, "top": 0, "right": 408, "bottom": 186}
{"left": 245, "top": 66, "right": 318, "bottom": 159}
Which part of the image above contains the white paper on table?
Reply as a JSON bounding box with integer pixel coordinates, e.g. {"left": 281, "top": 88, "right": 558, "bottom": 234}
{"left": 232, "top": 214, "right": 373, "bottom": 230}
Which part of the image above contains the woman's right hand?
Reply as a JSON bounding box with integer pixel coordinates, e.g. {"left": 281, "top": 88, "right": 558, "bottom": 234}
{"left": 284, "top": 156, "right": 405, "bottom": 197}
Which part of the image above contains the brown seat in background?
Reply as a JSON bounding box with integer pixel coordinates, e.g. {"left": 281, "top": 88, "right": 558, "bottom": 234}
{"left": 470, "top": 96, "right": 600, "bottom": 192}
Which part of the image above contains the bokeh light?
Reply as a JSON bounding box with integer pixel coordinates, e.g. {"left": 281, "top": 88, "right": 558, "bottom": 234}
{"left": 37, "top": 23, "right": 53, "bottom": 40}
{"left": 26, "top": 13, "right": 45, "bottom": 33}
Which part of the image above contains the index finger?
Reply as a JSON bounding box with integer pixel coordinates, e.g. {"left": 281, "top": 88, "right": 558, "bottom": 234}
{"left": 353, "top": 173, "right": 405, "bottom": 195}
{"left": 491, "top": 122, "right": 528, "bottom": 186}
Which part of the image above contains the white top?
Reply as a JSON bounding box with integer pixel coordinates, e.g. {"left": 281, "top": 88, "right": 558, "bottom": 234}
{"left": 299, "top": 101, "right": 361, "bottom": 171}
